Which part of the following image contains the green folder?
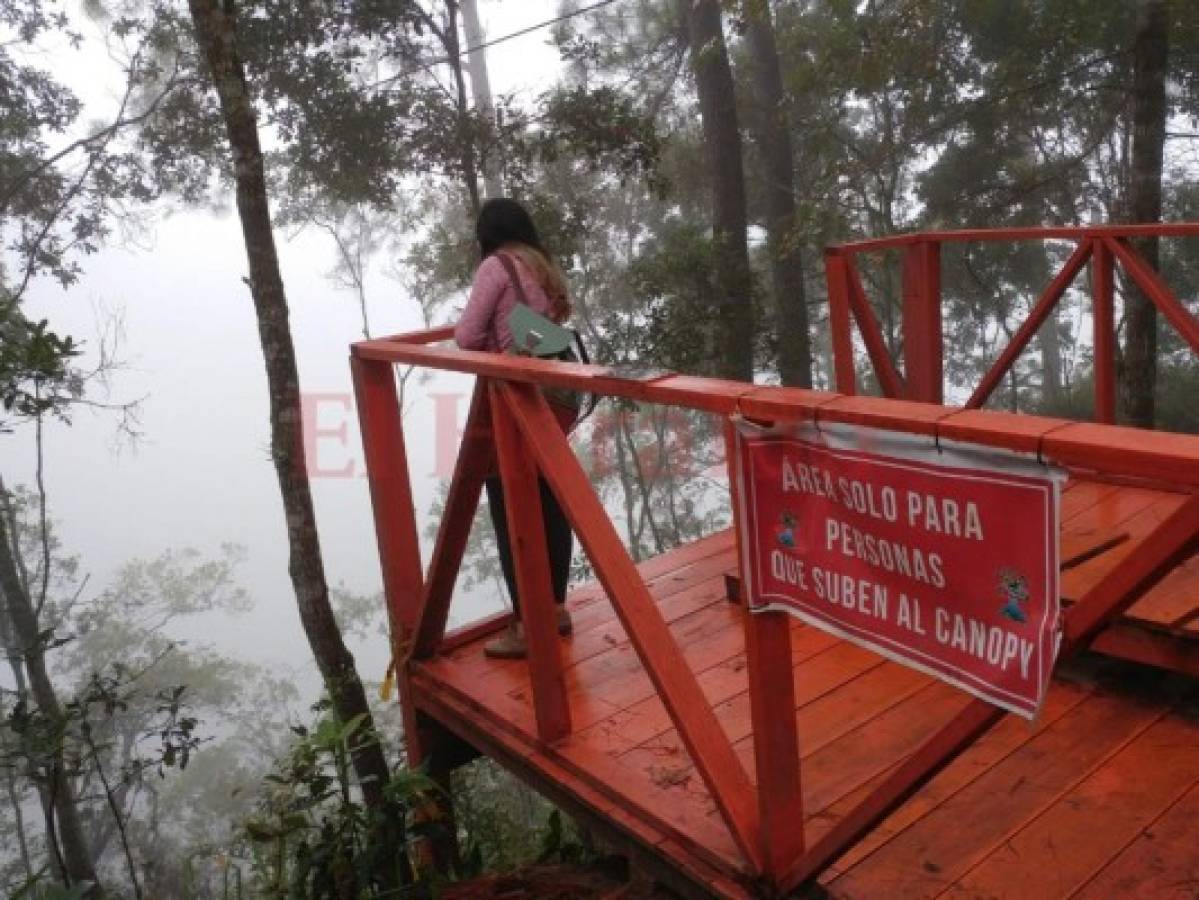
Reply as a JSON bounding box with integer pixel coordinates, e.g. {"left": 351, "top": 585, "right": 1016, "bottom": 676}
{"left": 508, "top": 303, "right": 574, "bottom": 357}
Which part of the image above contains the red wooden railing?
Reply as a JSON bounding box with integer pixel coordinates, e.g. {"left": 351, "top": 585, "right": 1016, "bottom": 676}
{"left": 824, "top": 224, "right": 1199, "bottom": 422}
{"left": 350, "top": 318, "right": 1199, "bottom": 892}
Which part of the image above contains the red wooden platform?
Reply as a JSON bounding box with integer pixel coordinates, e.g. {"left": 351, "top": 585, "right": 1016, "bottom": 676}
{"left": 351, "top": 224, "right": 1199, "bottom": 898}
{"left": 414, "top": 494, "right": 1199, "bottom": 898}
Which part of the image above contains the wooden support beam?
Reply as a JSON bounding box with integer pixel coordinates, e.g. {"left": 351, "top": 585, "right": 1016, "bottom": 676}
{"left": 412, "top": 382, "right": 494, "bottom": 659}
{"left": 824, "top": 249, "right": 857, "bottom": 395}
{"left": 745, "top": 607, "right": 804, "bottom": 875}
{"left": 500, "top": 382, "right": 764, "bottom": 873}
{"left": 1106, "top": 236, "right": 1199, "bottom": 356}
{"left": 490, "top": 384, "right": 572, "bottom": 743}
{"left": 902, "top": 241, "right": 942, "bottom": 403}
{"left": 725, "top": 420, "right": 805, "bottom": 880}
{"left": 967, "top": 241, "right": 1091, "bottom": 410}
{"left": 351, "top": 356, "right": 427, "bottom": 763}
{"left": 846, "top": 260, "right": 906, "bottom": 399}
{"left": 350, "top": 356, "right": 424, "bottom": 638}
{"left": 1092, "top": 239, "right": 1117, "bottom": 424}
{"left": 1090, "top": 621, "right": 1199, "bottom": 678}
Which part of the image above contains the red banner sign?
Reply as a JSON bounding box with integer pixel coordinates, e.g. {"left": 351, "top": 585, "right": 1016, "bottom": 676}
{"left": 733, "top": 420, "right": 1063, "bottom": 719}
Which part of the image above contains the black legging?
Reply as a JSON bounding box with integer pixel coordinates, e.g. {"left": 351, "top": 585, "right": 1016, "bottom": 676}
{"left": 485, "top": 475, "right": 573, "bottom": 615}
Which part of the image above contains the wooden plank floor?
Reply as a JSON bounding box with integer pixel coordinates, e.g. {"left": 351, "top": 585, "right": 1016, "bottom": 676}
{"left": 413, "top": 477, "right": 1199, "bottom": 899}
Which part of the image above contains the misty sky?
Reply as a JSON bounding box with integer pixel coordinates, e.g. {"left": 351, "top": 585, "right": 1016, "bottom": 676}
{"left": 7, "top": 1, "right": 563, "bottom": 693}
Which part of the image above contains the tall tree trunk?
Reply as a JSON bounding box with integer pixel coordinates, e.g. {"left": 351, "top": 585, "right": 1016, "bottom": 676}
{"left": 680, "top": 0, "right": 755, "bottom": 382}
{"left": 444, "top": 0, "right": 482, "bottom": 218}
{"left": 1038, "top": 312, "right": 1063, "bottom": 410}
{"left": 1, "top": 723, "right": 34, "bottom": 882}
{"left": 186, "top": 1, "right": 408, "bottom": 887}
{"left": 1121, "top": 0, "right": 1169, "bottom": 428}
{"left": 0, "top": 504, "right": 98, "bottom": 892}
{"left": 460, "top": 0, "right": 502, "bottom": 198}
{"left": 0, "top": 496, "right": 43, "bottom": 886}
{"left": 743, "top": 0, "right": 811, "bottom": 387}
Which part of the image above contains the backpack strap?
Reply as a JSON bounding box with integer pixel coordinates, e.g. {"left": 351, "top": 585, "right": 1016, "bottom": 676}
{"left": 495, "top": 253, "right": 531, "bottom": 306}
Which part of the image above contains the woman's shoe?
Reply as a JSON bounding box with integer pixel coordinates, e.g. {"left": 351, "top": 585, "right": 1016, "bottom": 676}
{"left": 484, "top": 622, "right": 526, "bottom": 659}
{"left": 557, "top": 607, "right": 573, "bottom": 636}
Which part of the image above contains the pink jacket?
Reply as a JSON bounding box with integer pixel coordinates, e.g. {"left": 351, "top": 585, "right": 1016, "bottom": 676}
{"left": 454, "top": 254, "right": 559, "bottom": 353}
{"left": 455, "top": 252, "right": 578, "bottom": 435}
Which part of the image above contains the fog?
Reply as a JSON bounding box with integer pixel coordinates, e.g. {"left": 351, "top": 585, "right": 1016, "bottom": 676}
{"left": 6, "top": 0, "right": 563, "bottom": 694}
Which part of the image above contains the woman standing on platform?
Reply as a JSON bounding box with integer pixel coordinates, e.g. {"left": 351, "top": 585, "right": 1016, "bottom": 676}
{"left": 454, "top": 198, "right": 577, "bottom": 658}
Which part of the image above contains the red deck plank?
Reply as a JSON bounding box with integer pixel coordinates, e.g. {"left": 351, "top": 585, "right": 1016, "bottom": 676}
{"left": 1073, "top": 779, "right": 1199, "bottom": 900}
{"left": 800, "top": 681, "right": 974, "bottom": 820}
{"left": 1060, "top": 479, "right": 1121, "bottom": 522}
{"left": 1118, "top": 553, "right": 1199, "bottom": 629}
{"left": 618, "top": 642, "right": 892, "bottom": 800}
{"left": 822, "top": 671, "right": 1093, "bottom": 877}
{"left": 829, "top": 678, "right": 1168, "bottom": 897}
{"left": 549, "top": 731, "right": 746, "bottom": 872}
{"left": 439, "top": 565, "right": 731, "bottom": 684}
{"left": 551, "top": 602, "right": 747, "bottom": 721}
{"left": 946, "top": 704, "right": 1199, "bottom": 898}
{"left": 1061, "top": 482, "right": 1167, "bottom": 541}
{"left": 579, "top": 624, "right": 842, "bottom": 758}
{"left": 568, "top": 543, "right": 738, "bottom": 633}
{"left": 1062, "top": 493, "right": 1188, "bottom": 602}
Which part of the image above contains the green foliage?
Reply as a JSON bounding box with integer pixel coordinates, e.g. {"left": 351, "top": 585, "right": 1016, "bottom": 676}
{"left": 2, "top": 668, "right": 206, "bottom": 895}
{"left": 239, "top": 700, "right": 437, "bottom": 899}
{"left": 0, "top": 486, "right": 298, "bottom": 897}
{"left": 1, "top": 0, "right": 162, "bottom": 301}
{"left": 507, "top": 85, "right": 666, "bottom": 196}
{"left": 0, "top": 310, "right": 81, "bottom": 427}
{"left": 449, "top": 758, "right": 594, "bottom": 880}
{"left": 622, "top": 219, "right": 720, "bottom": 371}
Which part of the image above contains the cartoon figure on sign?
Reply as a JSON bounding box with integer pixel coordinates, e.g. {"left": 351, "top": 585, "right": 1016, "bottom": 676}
{"left": 997, "top": 568, "right": 1030, "bottom": 623}
{"left": 776, "top": 512, "right": 798, "bottom": 548}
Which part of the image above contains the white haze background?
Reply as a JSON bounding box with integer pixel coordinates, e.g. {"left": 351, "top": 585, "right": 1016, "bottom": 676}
{"left": 7, "top": 0, "right": 563, "bottom": 696}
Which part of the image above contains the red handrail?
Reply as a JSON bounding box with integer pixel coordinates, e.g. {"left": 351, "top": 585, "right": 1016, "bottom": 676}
{"left": 824, "top": 224, "right": 1199, "bottom": 422}
{"left": 826, "top": 222, "right": 1199, "bottom": 254}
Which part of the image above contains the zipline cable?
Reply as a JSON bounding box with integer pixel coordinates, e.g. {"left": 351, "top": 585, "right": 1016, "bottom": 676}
{"left": 371, "top": 0, "right": 625, "bottom": 89}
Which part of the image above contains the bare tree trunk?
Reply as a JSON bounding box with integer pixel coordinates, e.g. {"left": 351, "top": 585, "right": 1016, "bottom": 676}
{"left": 0, "top": 504, "right": 98, "bottom": 891}
{"left": 1038, "top": 312, "right": 1063, "bottom": 410}
{"left": 445, "top": 0, "right": 482, "bottom": 218}
{"left": 185, "top": 1, "right": 408, "bottom": 888}
{"left": 1121, "top": 0, "right": 1169, "bottom": 428}
{"left": 413, "top": 2, "right": 482, "bottom": 217}
{"left": 1, "top": 731, "right": 34, "bottom": 881}
{"left": 743, "top": 0, "right": 811, "bottom": 387}
{"left": 0, "top": 510, "right": 41, "bottom": 884}
{"left": 680, "top": 0, "right": 755, "bottom": 382}
{"left": 460, "top": 0, "right": 502, "bottom": 198}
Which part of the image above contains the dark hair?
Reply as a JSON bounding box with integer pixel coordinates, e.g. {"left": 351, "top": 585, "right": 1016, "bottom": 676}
{"left": 476, "top": 197, "right": 545, "bottom": 258}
